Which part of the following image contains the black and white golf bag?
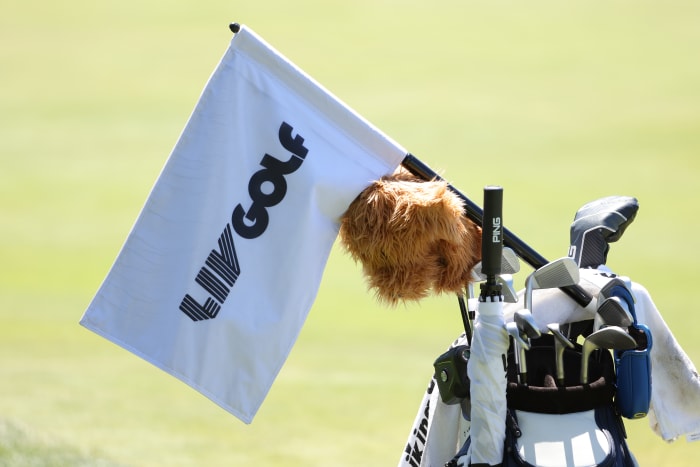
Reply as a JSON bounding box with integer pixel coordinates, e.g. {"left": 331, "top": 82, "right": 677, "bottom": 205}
{"left": 401, "top": 195, "right": 700, "bottom": 467}
{"left": 443, "top": 273, "right": 652, "bottom": 467}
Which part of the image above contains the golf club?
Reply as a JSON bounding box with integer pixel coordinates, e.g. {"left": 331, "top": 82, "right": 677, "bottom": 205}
{"left": 506, "top": 322, "right": 531, "bottom": 351}
{"left": 514, "top": 258, "right": 578, "bottom": 384}
{"left": 514, "top": 309, "right": 541, "bottom": 339}
{"left": 506, "top": 321, "right": 530, "bottom": 385}
{"left": 594, "top": 296, "right": 634, "bottom": 331}
{"left": 599, "top": 277, "right": 632, "bottom": 299}
{"left": 563, "top": 195, "right": 638, "bottom": 341}
{"left": 497, "top": 275, "right": 518, "bottom": 304}
{"left": 523, "top": 257, "right": 580, "bottom": 311}
{"left": 568, "top": 195, "right": 639, "bottom": 269}
{"left": 513, "top": 310, "right": 541, "bottom": 386}
{"left": 547, "top": 323, "right": 574, "bottom": 387}
{"left": 471, "top": 247, "right": 521, "bottom": 281}
{"left": 580, "top": 326, "right": 636, "bottom": 384}
{"left": 464, "top": 246, "right": 520, "bottom": 341}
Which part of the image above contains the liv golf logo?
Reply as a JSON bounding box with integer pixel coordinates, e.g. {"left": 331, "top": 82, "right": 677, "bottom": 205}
{"left": 179, "top": 122, "right": 309, "bottom": 321}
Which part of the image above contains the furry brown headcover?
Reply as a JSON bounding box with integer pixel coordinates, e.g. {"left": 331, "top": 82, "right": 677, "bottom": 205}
{"left": 339, "top": 168, "right": 481, "bottom": 305}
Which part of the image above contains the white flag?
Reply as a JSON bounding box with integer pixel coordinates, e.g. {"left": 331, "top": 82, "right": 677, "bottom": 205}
{"left": 80, "top": 24, "right": 406, "bottom": 423}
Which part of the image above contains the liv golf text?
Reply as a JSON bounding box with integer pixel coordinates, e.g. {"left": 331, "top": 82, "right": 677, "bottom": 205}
{"left": 179, "top": 122, "right": 308, "bottom": 321}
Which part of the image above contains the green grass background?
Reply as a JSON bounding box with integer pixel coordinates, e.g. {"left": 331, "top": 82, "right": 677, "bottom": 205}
{"left": 2, "top": 0, "right": 699, "bottom": 465}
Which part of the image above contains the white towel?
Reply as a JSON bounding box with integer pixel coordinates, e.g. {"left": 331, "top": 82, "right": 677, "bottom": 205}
{"left": 631, "top": 281, "right": 700, "bottom": 441}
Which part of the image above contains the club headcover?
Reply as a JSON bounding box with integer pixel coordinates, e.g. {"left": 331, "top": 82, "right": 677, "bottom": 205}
{"left": 568, "top": 196, "right": 639, "bottom": 268}
{"left": 339, "top": 167, "right": 481, "bottom": 304}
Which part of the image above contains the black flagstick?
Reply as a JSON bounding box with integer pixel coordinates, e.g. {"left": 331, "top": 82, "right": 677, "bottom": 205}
{"left": 402, "top": 154, "right": 592, "bottom": 308}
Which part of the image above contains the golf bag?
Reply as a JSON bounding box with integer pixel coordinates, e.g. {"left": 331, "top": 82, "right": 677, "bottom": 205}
{"left": 434, "top": 194, "right": 651, "bottom": 467}
{"left": 440, "top": 329, "right": 637, "bottom": 467}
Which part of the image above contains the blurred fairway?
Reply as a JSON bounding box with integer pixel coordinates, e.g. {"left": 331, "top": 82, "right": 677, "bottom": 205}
{"left": 2, "top": 0, "right": 699, "bottom": 465}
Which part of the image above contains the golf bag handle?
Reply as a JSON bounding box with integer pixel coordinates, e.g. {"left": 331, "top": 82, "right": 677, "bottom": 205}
{"left": 402, "top": 154, "right": 593, "bottom": 308}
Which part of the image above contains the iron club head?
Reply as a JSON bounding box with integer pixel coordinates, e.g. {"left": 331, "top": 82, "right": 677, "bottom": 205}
{"left": 506, "top": 321, "right": 530, "bottom": 385}
{"left": 594, "top": 296, "right": 634, "bottom": 331}
{"left": 512, "top": 310, "right": 540, "bottom": 386}
{"left": 524, "top": 257, "right": 580, "bottom": 311}
{"left": 505, "top": 322, "right": 530, "bottom": 351}
{"left": 514, "top": 310, "right": 541, "bottom": 339}
{"left": 497, "top": 275, "right": 518, "bottom": 303}
{"left": 500, "top": 247, "right": 520, "bottom": 275}
{"left": 472, "top": 247, "right": 521, "bottom": 281}
{"left": 580, "top": 326, "right": 636, "bottom": 384}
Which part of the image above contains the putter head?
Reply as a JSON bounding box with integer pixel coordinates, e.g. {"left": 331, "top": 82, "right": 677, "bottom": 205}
{"left": 524, "top": 257, "right": 580, "bottom": 310}
{"left": 569, "top": 196, "right": 639, "bottom": 268}
{"left": 580, "top": 326, "right": 637, "bottom": 384}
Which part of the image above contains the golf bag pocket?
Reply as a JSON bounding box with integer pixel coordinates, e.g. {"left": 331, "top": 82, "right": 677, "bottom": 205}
{"left": 604, "top": 279, "right": 653, "bottom": 420}
{"left": 504, "top": 406, "right": 634, "bottom": 467}
{"left": 434, "top": 344, "right": 471, "bottom": 405}
{"left": 615, "top": 324, "right": 652, "bottom": 419}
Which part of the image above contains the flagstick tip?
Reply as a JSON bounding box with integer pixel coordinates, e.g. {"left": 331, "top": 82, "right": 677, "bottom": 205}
{"left": 229, "top": 23, "right": 241, "bottom": 34}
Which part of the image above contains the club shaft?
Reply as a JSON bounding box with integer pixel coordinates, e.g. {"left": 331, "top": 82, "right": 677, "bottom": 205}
{"left": 402, "top": 154, "right": 592, "bottom": 307}
{"left": 555, "top": 342, "right": 565, "bottom": 386}
{"left": 519, "top": 346, "right": 528, "bottom": 386}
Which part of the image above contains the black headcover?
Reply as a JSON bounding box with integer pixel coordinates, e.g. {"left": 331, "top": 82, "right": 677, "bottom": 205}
{"left": 568, "top": 196, "right": 639, "bottom": 268}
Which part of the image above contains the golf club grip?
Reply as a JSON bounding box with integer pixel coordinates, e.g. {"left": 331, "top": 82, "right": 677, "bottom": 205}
{"left": 481, "top": 186, "right": 503, "bottom": 278}
{"left": 401, "top": 154, "right": 592, "bottom": 307}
